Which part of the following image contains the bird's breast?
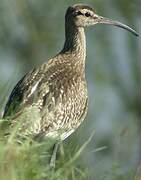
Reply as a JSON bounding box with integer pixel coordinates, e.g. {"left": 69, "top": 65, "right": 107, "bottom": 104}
{"left": 48, "top": 70, "right": 88, "bottom": 133}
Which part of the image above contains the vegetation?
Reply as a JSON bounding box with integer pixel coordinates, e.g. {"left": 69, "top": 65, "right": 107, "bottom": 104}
{"left": 0, "top": 0, "right": 140, "bottom": 179}
{"left": 0, "top": 115, "right": 95, "bottom": 180}
{"left": 0, "top": 114, "right": 135, "bottom": 179}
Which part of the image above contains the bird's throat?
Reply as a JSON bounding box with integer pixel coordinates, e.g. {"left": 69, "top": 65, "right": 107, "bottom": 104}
{"left": 62, "top": 25, "right": 86, "bottom": 62}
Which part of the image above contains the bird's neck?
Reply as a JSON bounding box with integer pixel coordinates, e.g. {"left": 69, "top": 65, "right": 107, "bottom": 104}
{"left": 61, "top": 24, "right": 86, "bottom": 62}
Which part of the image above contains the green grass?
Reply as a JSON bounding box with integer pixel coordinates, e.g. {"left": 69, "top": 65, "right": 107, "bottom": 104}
{"left": 0, "top": 114, "right": 136, "bottom": 180}
{"left": 0, "top": 87, "right": 135, "bottom": 180}
{"left": 0, "top": 116, "right": 93, "bottom": 180}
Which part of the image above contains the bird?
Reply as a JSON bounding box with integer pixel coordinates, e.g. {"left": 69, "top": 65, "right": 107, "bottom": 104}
{"left": 1, "top": 4, "right": 138, "bottom": 166}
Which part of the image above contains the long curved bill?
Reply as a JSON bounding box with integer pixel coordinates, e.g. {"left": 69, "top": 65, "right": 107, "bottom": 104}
{"left": 96, "top": 15, "right": 139, "bottom": 36}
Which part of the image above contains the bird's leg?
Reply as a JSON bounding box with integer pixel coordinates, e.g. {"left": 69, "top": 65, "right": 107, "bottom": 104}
{"left": 49, "top": 141, "right": 60, "bottom": 168}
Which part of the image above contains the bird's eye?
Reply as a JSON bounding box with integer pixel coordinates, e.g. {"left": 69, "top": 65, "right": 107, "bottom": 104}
{"left": 85, "top": 12, "right": 91, "bottom": 17}
{"left": 75, "top": 11, "right": 83, "bottom": 16}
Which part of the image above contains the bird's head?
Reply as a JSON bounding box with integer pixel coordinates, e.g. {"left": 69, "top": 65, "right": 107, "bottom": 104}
{"left": 65, "top": 4, "right": 138, "bottom": 36}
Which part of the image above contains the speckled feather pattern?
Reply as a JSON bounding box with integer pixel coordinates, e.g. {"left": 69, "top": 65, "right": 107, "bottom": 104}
{"left": 3, "top": 7, "right": 89, "bottom": 140}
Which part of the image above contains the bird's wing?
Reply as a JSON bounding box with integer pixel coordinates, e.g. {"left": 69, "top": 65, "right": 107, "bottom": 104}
{"left": 3, "top": 68, "right": 44, "bottom": 118}
{"left": 2, "top": 61, "right": 62, "bottom": 136}
{"left": 3, "top": 59, "right": 59, "bottom": 119}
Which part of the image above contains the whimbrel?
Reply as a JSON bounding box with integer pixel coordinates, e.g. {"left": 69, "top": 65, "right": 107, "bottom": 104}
{"left": 2, "top": 4, "right": 138, "bottom": 166}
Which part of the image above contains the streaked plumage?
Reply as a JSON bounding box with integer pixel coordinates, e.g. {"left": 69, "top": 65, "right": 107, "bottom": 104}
{"left": 2, "top": 4, "right": 138, "bottom": 142}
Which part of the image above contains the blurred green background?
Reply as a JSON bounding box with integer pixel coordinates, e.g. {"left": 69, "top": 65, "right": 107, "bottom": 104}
{"left": 0, "top": 0, "right": 140, "bottom": 179}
